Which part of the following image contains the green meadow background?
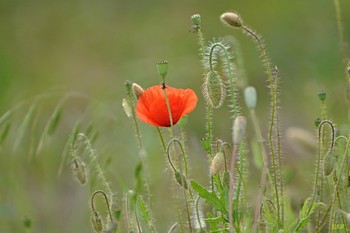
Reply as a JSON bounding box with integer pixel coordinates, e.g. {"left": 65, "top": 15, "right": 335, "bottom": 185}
{"left": 0, "top": 0, "right": 349, "bottom": 232}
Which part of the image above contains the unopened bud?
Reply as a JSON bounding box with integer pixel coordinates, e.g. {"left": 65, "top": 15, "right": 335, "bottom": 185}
{"left": 323, "top": 150, "right": 336, "bottom": 176}
{"left": 72, "top": 157, "right": 87, "bottom": 185}
{"left": 191, "top": 14, "right": 201, "bottom": 26}
{"left": 202, "top": 70, "right": 226, "bottom": 108}
{"left": 122, "top": 98, "right": 132, "bottom": 118}
{"left": 157, "top": 60, "right": 168, "bottom": 77}
{"left": 174, "top": 170, "right": 188, "bottom": 189}
{"left": 210, "top": 152, "right": 225, "bottom": 175}
{"left": 232, "top": 116, "right": 247, "bottom": 145}
{"left": 91, "top": 211, "right": 103, "bottom": 232}
{"left": 132, "top": 83, "right": 144, "bottom": 99}
{"left": 244, "top": 86, "right": 257, "bottom": 109}
{"left": 220, "top": 12, "right": 243, "bottom": 28}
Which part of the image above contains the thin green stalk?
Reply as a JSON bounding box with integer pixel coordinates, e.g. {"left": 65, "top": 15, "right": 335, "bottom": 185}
{"left": 228, "top": 144, "right": 239, "bottom": 233}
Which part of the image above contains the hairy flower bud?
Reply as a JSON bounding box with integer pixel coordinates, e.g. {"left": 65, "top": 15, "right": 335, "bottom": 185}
{"left": 72, "top": 157, "right": 87, "bottom": 185}
{"left": 91, "top": 211, "right": 103, "bottom": 232}
{"left": 132, "top": 83, "right": 144, "bottom": 99}
{"left": 244, "top": 86, "right": 257, "bottom": 109}
{"left": 202, "top": 70, "right": 226, "bottom": 108}
{"left": 174, "top": 170, "right": 188, "bottom": 189}
{"left": 220, "top": 12, "right": 243, "bottom": 28}
{"left": 232, "top": 116, "right": 247, "bottom": 145}
{"left": 210, "top": 152, "right": 225, "bottom": 175}
{"left": 323, "top": 150, "right": 336, "bottom": 176}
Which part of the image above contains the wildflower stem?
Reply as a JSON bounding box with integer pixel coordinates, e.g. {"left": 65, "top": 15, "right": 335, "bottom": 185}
{"left": 229, "top": 144, "right": 239, "bottom": 233}
{"left": 91, "top": 190, "right": 113, "bottom": 223}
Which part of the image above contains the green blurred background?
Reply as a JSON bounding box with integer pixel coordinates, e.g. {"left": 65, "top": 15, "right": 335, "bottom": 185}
{"left": 0, "top": 0, "right": 349, "bottom": 232}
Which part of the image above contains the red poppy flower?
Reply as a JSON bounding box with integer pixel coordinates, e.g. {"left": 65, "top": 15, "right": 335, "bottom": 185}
{"left": 136, "top": 85, "right": 198, "bottom": 127}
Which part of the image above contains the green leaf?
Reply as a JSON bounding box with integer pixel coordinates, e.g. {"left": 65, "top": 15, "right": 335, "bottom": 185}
{"left": 0, "top": 122, "right": 10, "bottom": 145}
{"left": 47, "top": 107, "right": 63, "bottom": 135}
{"left": 134, "top": 161, "right": 143, "bottom": 194}
{"left": 191, "top": 180, "right": 227, "bottom": 215}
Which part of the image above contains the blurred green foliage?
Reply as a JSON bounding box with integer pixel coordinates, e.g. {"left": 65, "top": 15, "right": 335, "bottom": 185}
{"left": 0, "top": 0, "right": 349, "bottom": 232}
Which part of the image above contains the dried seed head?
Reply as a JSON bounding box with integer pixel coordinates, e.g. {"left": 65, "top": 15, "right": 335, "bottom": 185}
{"left": 122, "top": 98, "right": 132, "bottom": 118}
{"left": 210, "top": 152, "right": 225, "bottom": 175}
{"left": 202, "top": 70, "right": 226, "bottom": 108}
{"left": 174, "top": 170, "right": 188, "bottom": 189}
{"left": 220, "top": 12, "right": 243, "bottom": 28}
{"left": 232, "top": 116, "right": 247, "bottom": 145}
{"left": 157, "top": 60, "right": 168, "bottom": 77}
{"left": 72, "top": 157, "right": 87, "bottom": 185}
{"left": 323, "top": 150, "right": 336, "bottom": 176}
{"left": 244, "top": 86, "right": 257, "bottom": 109}
{"left": 91, "top": 211, "right": 103, "bottom": 232}
{"left": 191, "top": 14, "right": 201, "bottom": 26}
{"left": 132, "top": 83, "right": 144, "bottom": 99}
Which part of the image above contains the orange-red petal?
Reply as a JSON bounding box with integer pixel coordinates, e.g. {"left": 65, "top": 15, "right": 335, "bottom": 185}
{"left": 136, "top": 85, "right": 198, "bottom": 127}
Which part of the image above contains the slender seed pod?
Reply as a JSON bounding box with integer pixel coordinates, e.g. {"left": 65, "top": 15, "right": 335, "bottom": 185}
{"left": 202, "top": 70, "right": 226, "bottom": 108}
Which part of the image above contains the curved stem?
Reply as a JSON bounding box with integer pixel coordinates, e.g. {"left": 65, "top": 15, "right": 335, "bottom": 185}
{"left": 91, "top": 190, "right": 113, "bottom": 223}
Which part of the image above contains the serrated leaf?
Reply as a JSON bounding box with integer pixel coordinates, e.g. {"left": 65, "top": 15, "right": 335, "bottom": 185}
{"left": 191, "top": 180, "right": 227, "bottom": 215}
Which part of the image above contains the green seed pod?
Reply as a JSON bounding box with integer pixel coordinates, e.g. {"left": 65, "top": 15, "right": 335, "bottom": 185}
{"left": 244, "top": 86, "right": 257, "bottom": 109}
{"left": 202, "top": 70, "right": 226, "bottom": 108}
{"left": 157, "top": 60, "right": 168, "bottom": 77}
{"left": 323, "top": 150, "right": 336, "bottom": 176}
{"left": 191, "top": 14, "right": 201, "bottom": 26}
{"left": 174, "top": 170, "right": 188, "bottom": 189}
{"left": 220, "top": 12, "right": 243, "bottom": 28}
{"left": 314, "top": 118, "right": 321, "bottom": 127}
{"left": 210, "top": 152, "right": 225, "bottom": 175}
{"left": 122, "top": 98, "right": 132, "bottom": 118}
{"left": 72, "top": 157, "right": 87, "bottom": 185}
{"left": 232, "top": 116, "right": 247, "bottom": 145}
{"left": 200, "top": 137, "right": 211, "bottom": 153}
{"left": 318, "top": 90, "right": 326, "bottom": 102}
{"left": 91, "top": 211, "right": 103, "bottom": 232}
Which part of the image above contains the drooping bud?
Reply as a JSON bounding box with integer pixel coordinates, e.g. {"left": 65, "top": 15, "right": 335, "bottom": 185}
{"left": 72, "top": 157, "right": 87, "bottom": 185}
{"left": 91, "top": 211, "right": 103, "bottom": 232}
{"left": 122, "top": 98, "right": 132, "bottom": 118}
{"left": 157, "top": 60, "right": 168, "bottom": 78}
{"left": 220, "top": 12, "right": 243, "bottom": 28}
{"left": 244, "top": 86, "right": 257, "bottom": 109}
{"left": 132, "top": 83, "right": 144, "bottom": 99}
{"left": 318, "top": 89, "right": 326, "bottom": 102}
{"left": 232, "top": 116, "right": 247, "bottom": 145}
{"left": 174, "top": 170, "right": 188, "bottom": 189}
{"left": 191, "top": 14, "right": 201, "bottom": 26}
{"left": 210, "top": 152, "right": 225, "bottom": 175}
{"left": 202, "top": 70, "right": 226, "bottom": 108}
{"left": 323, "top": 150, "right": 336, "bottom": 176}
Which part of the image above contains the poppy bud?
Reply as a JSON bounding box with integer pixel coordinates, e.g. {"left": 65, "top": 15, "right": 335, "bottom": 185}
{"left": 210, "top": 152, "right": 225, "bottom": 175}
{"left": 122, "top": 98, "right": 132, "bottom": 118}
{"left": 323, "top": 150, "right": 336, "bottom": 176}
{"left": 174, "top": 170, "right": 188, "bottom": 189}
{"left": 220, "top": 12, "right": 243, "bottom": 28}
{"left": 72, "top": 157, "right": 87, "bottom": 185}
{"left": 191, "top": 14, "right": 201, "bottom": 26}
{"left": 91, "top": 211, "right": 103, "bottom": 232}
{"left": 318, "top": 89, "right": 326, "bottom": 102}
{"left": 157, "top": 60, "right": 168, "bottom": 78}
{"left": 202, "top": 70, "right": 226, "bottom": 108}
{"left": 132, "top": 83, "right": 144, "bottom": 99}
{"left": 244, "top": 86, "right": 257, "bottom": 109}
{"left": 232, "top": 116, "right": 247, "bottom": 145}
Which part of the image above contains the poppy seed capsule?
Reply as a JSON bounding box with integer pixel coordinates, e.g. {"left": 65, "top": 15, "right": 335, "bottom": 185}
{"left": 244, "top": 86, "right": 257, "bottom": 109}
{"left": 210, "top": 152, "right": 225, "bottom": 175}
{"left": 318, "top": 90, "right": 326, "bottom": 102}
{"left": 157, "top": 60, "right": 168, "bottom": 77}
{"left": 91, "top": 211, "right": 103, "bottom": 232}
{"left": 72, "top": 157, "right": 87, "bottom": 185}
{"left": 232, "top": 116, "right": 247, "bottom": 145}
{"left": 220, "top": 12, "right": 243, "bottom": 28}
{"left": 132, "top": 83, "right": 144, "bottom": 99}
{"left": 191, "top": 14, "right": 201, "bottom": 26}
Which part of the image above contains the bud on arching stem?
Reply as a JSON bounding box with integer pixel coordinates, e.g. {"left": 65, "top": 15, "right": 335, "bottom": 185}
{"left": 210, "top": 152, "right": 225, "bottom": 175}
{"left": 132, "top": 83, "right": 144, "bottom": 99}
{"left": 220, "top": 12, "right": 243, "bottom": 28}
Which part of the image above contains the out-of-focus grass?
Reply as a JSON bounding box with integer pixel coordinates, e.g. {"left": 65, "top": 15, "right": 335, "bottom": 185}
{"left": 0, "top": 0, "right": 349, "bottom": 232}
